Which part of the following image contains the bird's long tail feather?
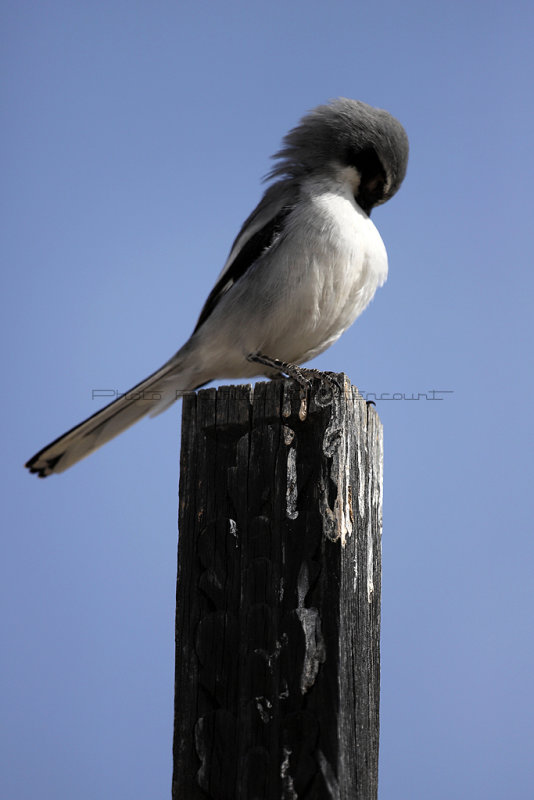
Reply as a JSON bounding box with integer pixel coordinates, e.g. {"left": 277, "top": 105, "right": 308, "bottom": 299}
{"left": 25, "top": 360, "right": 188, "bottom": 477}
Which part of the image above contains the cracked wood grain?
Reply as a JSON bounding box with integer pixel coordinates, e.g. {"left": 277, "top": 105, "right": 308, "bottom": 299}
{"left": 172, "top": 375, "right": 383, "bottom": 800}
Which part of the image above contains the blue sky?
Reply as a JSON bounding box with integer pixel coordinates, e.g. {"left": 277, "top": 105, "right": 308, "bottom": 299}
{"left": 2, "top": 1, "right": 534, "bottom": 798}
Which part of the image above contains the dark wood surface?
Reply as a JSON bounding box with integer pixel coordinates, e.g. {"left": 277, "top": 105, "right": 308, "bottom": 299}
{"left": 173, "top": 375, "right": 383, "bottom": 799}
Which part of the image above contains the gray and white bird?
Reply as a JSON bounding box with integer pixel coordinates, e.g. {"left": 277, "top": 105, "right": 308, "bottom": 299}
{"left": 26, "top": 98, "right": 408, "bottom": 477}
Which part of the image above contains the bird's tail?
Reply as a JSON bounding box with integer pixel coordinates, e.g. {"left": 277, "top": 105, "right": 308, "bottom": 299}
{"left": 25, "top": 359, "right": 193, "bottom": 477}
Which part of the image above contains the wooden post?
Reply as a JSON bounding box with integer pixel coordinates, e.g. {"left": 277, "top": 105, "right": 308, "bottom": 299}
{"left": 172, "top": 375, "right": 383, "bottom": 800}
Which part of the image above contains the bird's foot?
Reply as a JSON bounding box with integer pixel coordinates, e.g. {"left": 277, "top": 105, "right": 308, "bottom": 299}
{"left": 247, "top": 353, "right": 340, "bottom": 421}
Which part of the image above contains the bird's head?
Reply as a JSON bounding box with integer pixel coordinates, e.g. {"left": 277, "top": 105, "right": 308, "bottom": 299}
{"left": 268, "top": 98, "right": 409, "bottom": 214}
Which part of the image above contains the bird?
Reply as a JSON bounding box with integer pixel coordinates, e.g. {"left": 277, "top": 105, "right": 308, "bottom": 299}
{"left": 25, "top": 98, "right": 408, "bottom": 477}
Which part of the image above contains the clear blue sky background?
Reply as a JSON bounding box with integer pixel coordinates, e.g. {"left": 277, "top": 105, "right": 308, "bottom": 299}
{"left": 2, "top": 1, "right": 533, "bottom": 798}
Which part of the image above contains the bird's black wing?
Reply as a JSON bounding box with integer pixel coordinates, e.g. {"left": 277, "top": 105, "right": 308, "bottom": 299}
{"left": 193, "top": 181, "right": 298, "bottom": 332}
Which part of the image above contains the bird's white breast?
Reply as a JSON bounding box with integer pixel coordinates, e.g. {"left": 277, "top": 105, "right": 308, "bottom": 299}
{"left": 256, "top": 175, "right": 388, "bottom": 363}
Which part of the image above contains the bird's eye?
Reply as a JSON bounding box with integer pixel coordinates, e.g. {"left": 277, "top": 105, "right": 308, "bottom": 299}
{"left": 347, "top": 147, "right": 387, "bottom": 213}
{"left": 347, "top": 146, "right": 380, "bottom": 173}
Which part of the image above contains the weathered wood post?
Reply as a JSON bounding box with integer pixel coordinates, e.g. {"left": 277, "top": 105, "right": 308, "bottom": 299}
{"left": 173, "top": 374, "right": 383, "bottom": 800}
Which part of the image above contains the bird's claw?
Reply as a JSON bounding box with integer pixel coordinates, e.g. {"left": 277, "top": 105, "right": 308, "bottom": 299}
{"left": 248, "top": 353, "right": 342, "bottom": 420}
